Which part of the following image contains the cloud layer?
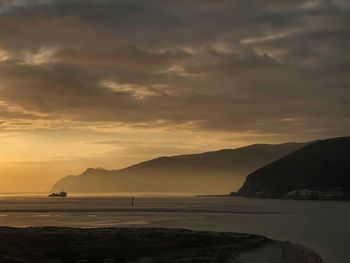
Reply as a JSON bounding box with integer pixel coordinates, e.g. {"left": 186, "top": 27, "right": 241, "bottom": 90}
{"left": 0, "top": 0, "right": 349, "bottom": 139}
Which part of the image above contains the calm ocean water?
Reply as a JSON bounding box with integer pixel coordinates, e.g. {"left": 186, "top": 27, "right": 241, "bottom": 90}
{"left": 0, "top": 195, "right": 349, "bottom": 263}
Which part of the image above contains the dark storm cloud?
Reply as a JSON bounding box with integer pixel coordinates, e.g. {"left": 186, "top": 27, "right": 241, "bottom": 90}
{"left": 0, "top": 0, "right": 349, "bottom": 138}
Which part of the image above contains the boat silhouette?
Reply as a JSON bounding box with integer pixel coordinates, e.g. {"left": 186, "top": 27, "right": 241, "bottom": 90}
{"left": 49, "top": 191, "right": 67, "bottom": 197}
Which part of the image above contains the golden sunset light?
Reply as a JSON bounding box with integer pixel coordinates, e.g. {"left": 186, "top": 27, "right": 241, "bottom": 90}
{"left": 1, "top": 0, "right": 348, "bottom": 193}
{"left": 0, "top": 1, "right": 349, "bottom": 262}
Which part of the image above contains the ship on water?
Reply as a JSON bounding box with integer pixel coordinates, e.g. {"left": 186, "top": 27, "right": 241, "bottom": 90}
{"left": 49, "top": 191, "right": 67, "bottom": 197}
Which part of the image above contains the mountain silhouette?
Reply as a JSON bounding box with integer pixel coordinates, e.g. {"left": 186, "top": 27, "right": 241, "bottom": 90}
{"left": 52, "top": 142, "right": 307, "bottom": 194}
{"left": 238, "top": 137, "right": 350, "bottom": 197}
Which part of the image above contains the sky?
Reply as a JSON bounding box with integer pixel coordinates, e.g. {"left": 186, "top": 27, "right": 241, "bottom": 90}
{"left": 0, "top": 0, "right": 349, "bottom": 192}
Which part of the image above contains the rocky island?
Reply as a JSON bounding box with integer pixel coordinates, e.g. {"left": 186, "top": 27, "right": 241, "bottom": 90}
{"left": 0, "top": 227, "right": 324, "bottom": 263}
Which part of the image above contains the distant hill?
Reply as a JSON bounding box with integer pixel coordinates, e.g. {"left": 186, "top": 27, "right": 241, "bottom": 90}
{"left": 51, "top": 142, "right": 308, "bottom": 194}
{"left": 237, "top": 137, "right": 350, "bottom": 197}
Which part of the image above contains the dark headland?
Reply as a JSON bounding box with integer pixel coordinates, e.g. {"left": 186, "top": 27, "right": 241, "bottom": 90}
{"left": 236, "top": 137, "right": 350, "bottom": 200}
{"left": 0, "top": 227, "right": 324, "bottom": 263}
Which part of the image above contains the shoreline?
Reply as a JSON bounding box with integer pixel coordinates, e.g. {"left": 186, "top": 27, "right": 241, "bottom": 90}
{"left": 0, "top": 227, "right": 325, "bottom": 263}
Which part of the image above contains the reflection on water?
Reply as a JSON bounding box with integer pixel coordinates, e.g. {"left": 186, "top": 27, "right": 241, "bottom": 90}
{"left": 0, "top": 195, "right": 349, "bottom": 263}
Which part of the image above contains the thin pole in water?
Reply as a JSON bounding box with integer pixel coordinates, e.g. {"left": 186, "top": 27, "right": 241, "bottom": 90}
{"left": 131, "top": 196, "right": 134, "bottom": 207}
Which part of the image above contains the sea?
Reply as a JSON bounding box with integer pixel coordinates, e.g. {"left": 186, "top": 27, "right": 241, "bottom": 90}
{"left": 0, "top": 194, "right": 349, "bottom": 263}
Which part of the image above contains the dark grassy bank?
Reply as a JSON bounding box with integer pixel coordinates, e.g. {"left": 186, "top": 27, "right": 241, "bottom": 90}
{"left": 0, "top": 227, "right": 269, "bottom": 263}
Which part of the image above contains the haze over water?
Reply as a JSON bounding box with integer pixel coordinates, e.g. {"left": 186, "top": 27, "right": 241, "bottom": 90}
{"left": 0, "top": 195, "right": 349, "bottom": 263}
